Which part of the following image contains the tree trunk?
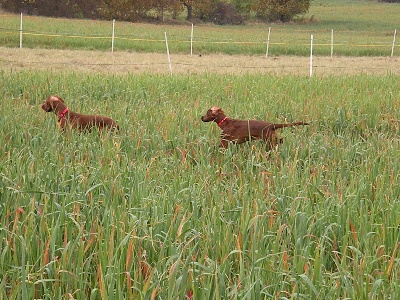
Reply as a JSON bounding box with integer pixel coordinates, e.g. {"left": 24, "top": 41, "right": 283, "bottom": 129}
{"left": 183, "top": 2, "right": 193, "bottom": 20}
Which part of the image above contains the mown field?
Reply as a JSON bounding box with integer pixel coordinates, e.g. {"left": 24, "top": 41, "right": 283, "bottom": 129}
{"left": 1, "top": 0, "right": 400, "bottom": 56}
{"left": 0, "top": 69, "right": 399, "bottom": 299}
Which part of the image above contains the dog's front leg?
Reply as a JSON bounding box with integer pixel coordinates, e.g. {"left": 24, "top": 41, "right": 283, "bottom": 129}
{"left": 219, "top": 137, "right": 229, "bottom": 148}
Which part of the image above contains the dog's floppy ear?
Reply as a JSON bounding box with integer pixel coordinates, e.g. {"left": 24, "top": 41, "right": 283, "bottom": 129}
{"left": 210, "top": 106, "right": 223, "bottom": 116}
{"left": 56, "top": 96, "right": 65, "bottom": 103}
{"left": 44, "top": 95, "right": 65, "bottom": 110}
{"left": 49, "top": 95, "right": 64, "bottom": 104}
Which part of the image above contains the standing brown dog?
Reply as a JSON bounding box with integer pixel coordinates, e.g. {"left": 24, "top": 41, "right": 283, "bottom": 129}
{"left": 201, "top": 106, "right": 308, "bottom": 149}
{"left": 41, "top": 95, "right": 119, "bottom": 132}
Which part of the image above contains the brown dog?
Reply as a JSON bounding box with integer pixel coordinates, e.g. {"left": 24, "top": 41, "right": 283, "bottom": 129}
{"left": 201, "top": 106, "right": 308, "bottom": 149}
{"left": 41, "top": 95, "right": 119, "bottom": 132}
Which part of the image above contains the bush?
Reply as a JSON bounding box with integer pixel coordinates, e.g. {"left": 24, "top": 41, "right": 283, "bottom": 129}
{"left": 254, "top": 0, "right": 310, "bottom": 22}
{"left": 209, "top": 2, "right": 244, "bottom": 25}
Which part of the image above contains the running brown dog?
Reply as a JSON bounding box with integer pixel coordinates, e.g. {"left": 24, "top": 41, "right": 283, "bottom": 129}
{"left": 201, "top": 106, "right": 308, "bottom": 149}
{"left": 41, "top": 95, "right": 119, "bottom": 132}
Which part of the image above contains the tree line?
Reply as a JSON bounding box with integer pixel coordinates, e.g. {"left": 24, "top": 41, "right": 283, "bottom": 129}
{"left": 0, "top": 0, "right": 311, "bottom": 24}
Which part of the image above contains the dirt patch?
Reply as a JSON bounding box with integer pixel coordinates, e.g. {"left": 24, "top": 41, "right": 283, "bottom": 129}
{"left": 1, "top": 47, "right": 399, "bottom": 76}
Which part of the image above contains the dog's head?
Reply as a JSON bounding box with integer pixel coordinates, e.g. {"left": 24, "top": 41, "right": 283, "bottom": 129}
{"left": 41, "top": 95, "right": 65, "bottom": 112}
{"left": 201, "top": 106, "right": 225, "bottom": 122}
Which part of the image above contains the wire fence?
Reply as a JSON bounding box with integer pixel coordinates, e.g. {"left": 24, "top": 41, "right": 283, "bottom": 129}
{"left": 0, "top": 13, "right": 399, "bottom": 76}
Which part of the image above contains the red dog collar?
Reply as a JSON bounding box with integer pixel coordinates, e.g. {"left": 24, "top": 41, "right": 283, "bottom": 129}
{"left": 58, "top": 108, "right": 68, "bottom": 121}
{"left": 217, "top": 117, "right": 227, "bottom": 127}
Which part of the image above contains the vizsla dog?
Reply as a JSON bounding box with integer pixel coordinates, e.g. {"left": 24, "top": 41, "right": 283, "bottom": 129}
{"left": 41, "top": 95, "right": 119, "bottom": 132}
{"left": 201, "top": 106, "right": 308, "bottom": 149}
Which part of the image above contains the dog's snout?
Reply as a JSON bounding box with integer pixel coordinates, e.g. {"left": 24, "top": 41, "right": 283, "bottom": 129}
{"left": 41, "top": 103, "right": 48, "bottom": 111}
{"left": 201, "top": 114, "right": 213, "bottom": 122}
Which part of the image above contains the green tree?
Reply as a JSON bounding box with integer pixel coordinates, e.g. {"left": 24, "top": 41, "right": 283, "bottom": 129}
{"left": 151, "top": 0, "right": 182, "bottom": 21}
{"left": 99, "top": 0, "right": 151, "bottom": 21}
{"left": 233, "top": 0, "right": 252, "bottom": 14}
{"left": 0, "top": 0, "right": 312, "bottom": 24}
{"left": 179, "top": 0, "right": 216, "bottom": 21}
{"left": 253, "top": 0, "right": 311, "bottom": 22}
{"left": 0, "top": 0, "right": 105, "bottom": 18}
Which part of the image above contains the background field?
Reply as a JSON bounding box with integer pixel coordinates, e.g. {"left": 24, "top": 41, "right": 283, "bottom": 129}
{"left": 1, "top": 0, "right": 400, "bottom": 56}
{"left": 1, "top": 46, "right": 400, "bottom": 76}
{"left": 1, "top": 0, "right": 400, "bottom": 299}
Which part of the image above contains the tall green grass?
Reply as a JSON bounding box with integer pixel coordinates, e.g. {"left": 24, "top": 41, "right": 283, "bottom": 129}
{"left": 0, "top": 70, "right": 399, "bottom": 299}
{"left": 1, "top": 0, "right": 399, "bottom": 56}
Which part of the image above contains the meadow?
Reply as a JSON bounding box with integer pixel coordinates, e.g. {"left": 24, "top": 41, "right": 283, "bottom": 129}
{"left": 0, "top": 69, "right": 399, "bottom": 299}
{"left": 1, "top": 0, "right": 400, "bottom": 56}
{"left": 0, "top": 0, "right": 400, "bottom": 299}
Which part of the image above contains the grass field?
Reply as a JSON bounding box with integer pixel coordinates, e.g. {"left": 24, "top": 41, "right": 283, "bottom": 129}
{"left": 1, "top": 0, "right": 400, "bottom": 56}
{"left": 1, "top": 0, "right": 400, "bottom": 299}
{"left": 0, "top": 69, "right": 399, "bottom": 299}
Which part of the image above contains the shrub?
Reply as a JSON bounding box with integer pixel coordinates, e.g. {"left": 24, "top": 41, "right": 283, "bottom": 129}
{"left": 209, "top": 2, "right": 244, "bottom": 25}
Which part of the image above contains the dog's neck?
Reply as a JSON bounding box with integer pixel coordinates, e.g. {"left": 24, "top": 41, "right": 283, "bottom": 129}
{"left": 58, "top": 107, "right": 69, "bottom": 121}
{"left": 52, "top": 101, "right": 67, "bottom": 114}
{"left": 52, "top": 101, "right": 69, "bottom": 121}
{"left": 216, "top": 116, "right": 227, "bottom": 127}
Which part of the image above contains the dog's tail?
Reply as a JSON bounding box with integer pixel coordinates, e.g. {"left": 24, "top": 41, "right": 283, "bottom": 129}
{"left": 269, "top": 122, "right": 309, "bottom": 130}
